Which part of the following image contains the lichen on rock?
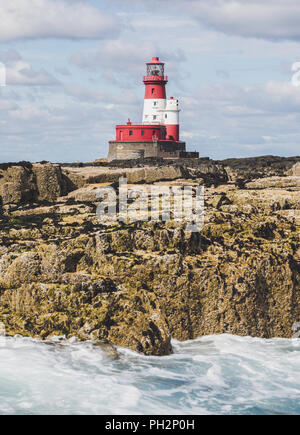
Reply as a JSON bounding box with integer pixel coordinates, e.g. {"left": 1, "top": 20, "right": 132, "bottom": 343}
{"left": 0, "top": 156, "right": 299, "bottom": 355}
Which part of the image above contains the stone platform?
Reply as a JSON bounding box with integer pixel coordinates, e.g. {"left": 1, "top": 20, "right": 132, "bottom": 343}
{"left": 108, "top": 139, "right": 198, "bottom": 161}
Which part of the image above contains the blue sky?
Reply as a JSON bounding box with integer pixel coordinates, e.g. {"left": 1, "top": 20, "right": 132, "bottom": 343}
{"left": 0, "top": 0, "right": 300, "bottom": 162}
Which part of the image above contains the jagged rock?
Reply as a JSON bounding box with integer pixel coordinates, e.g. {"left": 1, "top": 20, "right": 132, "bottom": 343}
{"left": 220, "top": 156, "right": 300, "bottom": 185}
{"left": 67, "top": 184, "right": 110, "bottom": 202}
{"left": 245, "top": 176, "right": 300, "bottom": 190}
{"left": 292, "top": 322, "right": 300, "bottom": 338}
{"left": 62, "top": 165, "right": 186, "bottom": 187}
{"left": 62, "top": 167, "right": 126, "bottom": 188}
{"left": 226, "top": 189, "right": 300, "bottom": 213}
{"left": 0, "top": 156, "right": 299, "bottom": 355}
{"left": 1, "top": 252, "right": 41, "bottom": 289}
{"left": 0, "top": 162, "right": 69, "bottom": 206}
{"left": 287, "top": 162, "right": 300, "bottom": 177}
{"left": 33, "top": 163, "right": 68, "bottom": 201}
{"left": 0, "top": 281, "right": 172, "bottom": 356}
{"left": 93, "top": 341, "right": 119, "bottom": 360}
{"left": 0, "top": 166, "right": 35, "bottom": 205}
{"left": 292, "top": 322, "right": 300, "bottom": 331}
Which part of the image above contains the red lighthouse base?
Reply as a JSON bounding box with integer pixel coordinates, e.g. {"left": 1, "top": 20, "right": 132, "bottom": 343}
{"left": 108, "top": 121, "right": 199, "bottom": 161}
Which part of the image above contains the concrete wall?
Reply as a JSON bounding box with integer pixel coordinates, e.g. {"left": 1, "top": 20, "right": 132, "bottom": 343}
{"left": 157, "top": 141, "right": 186, "bottom": 154}
{"left": 108, "top": 140, "right": 188, "bottom": 161}
{"left": 108, "top": 141, "right": 159, "bottom": 161}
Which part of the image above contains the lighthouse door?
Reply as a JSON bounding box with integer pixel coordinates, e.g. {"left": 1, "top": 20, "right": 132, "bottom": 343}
{"left": 119, "top": 131, "right": 123, "bottom": 140}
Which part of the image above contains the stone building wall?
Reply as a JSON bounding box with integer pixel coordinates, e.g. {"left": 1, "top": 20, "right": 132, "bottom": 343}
{"left": 108, "top": 140, "right": 187, "bottom": 161}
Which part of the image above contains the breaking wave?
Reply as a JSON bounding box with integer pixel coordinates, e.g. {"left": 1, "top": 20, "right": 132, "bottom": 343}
{"left": 0, "top": 334, "right": 299, "bottom": 415}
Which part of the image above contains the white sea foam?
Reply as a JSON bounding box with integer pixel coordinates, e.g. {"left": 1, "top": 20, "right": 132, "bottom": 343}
{"left": 0, "top": 334, "right": 299, "bottom": 415}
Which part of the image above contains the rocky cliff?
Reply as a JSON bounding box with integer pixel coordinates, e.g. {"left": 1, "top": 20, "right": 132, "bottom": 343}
{"left": 0, "top": 156, "right": 299, "bottom": 355}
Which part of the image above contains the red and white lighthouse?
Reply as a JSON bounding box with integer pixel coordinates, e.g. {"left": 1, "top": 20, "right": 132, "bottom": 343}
{"left": 142, "top": 57, "right": 167, "bottom": 124}
{"left": 108, "top": 57, "right": 198, "bottom": 160}
{"left": 142, "top": 57, "right": 180, "bottom": 141}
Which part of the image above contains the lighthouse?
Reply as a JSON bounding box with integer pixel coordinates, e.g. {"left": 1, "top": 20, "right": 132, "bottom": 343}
{"left": 108, "top": 57, "right": 198, "bottom": 160}
{"left": 142, "top": 57, "right": 180, "bottom": 141}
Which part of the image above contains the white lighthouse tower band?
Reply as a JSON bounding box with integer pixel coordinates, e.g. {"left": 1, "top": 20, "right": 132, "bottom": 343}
{"left": 108, "top": 57, "right": 198, "bottom": 160}
{"left": 143, "top": 97, "right": 180, "bottom": 136}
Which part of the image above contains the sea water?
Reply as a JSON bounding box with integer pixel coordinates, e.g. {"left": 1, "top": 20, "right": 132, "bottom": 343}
{"left": 0, "top": 334, "right": 299, "bottom": 415}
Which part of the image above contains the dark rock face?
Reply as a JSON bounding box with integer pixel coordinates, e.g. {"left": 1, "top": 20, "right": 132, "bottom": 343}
{"left": 0, "top": 165, "right": 36, "bottom": 205}
{"left": 0, "top": 162, "right": 69, "bottom": 206}
{"left": 0, "top": 156, "right": 299, "bottom": 355}
{"left": 218, "top": 156, "right": 300, "bottom": 186}
{"left": 33, "top": 163, "right": 68, "bottom": 201}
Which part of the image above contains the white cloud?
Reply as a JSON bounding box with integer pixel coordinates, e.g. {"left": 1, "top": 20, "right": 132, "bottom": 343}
{"left": 178, "top": 78, "right": 300, "bottom": 158}
{"left": 0, "top": 98, "right": 18, "bottom": 111}
{"left": 180, "top": 131, "right": 197, "bottom": 139}
{"left": 10, "top": 106, "right": 67, "bottom": 123}
{"left": 0, "top": 0, "right": 119, "bottom": 42}
{"left": 262, "top": 136, "right": 273, "bottom": 142}
{"left": 64, "top": 83, "right": 139, "bottom": 106}
{"left": 55, "top": 67, "right": 72, "bottom": 77}
{"left": 105, "top": 0, "right": 300, "bottom": 41}
{"left": 70, "top": 39, "right": 188, "bottom": 90}
{"left": 71, "top": 40, "right": 158, "bottom": 72}
{"left": 184, "top": 80, "right": 300, "bottom": 118}
{"left": 7, "top": 60, "right": 58, "bottom": 86}
{"left": 186, "top": 0, "right": 300, "bottom": 41}
{"left": 0, "top": 50, "right": 58, "bottom": 85}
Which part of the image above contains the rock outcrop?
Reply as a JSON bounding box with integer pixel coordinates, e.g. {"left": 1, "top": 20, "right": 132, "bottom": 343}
{"left": 0, "top": 164, "right": 35, "bottom": 205}
{"left": 220, "top": 155, "right": 300, "bottom": 186}
{"left": 287, "top": 162, "right": 300, "bottom": 177}
{"left": 0, "top": 156, "right": 299, "bottom": 355}
{"left": 33, "top": 163, "right": 68, "bottom": 201}
{"left": 61, "top": 163, "right": 225, "bottom": 188}
{"left": 245, "top": 176, "right": 300, "bottom": 190}
{"left": 0, "top": 162, "right": 69, "bottom": 206}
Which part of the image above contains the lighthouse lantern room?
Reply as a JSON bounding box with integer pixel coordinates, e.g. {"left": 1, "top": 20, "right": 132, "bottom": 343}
{"left": 108, "top": 57, "right": 198, "bottom": 160}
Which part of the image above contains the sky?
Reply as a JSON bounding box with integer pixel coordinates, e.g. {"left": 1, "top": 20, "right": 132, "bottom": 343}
{"left": 0, "top": 0, "right": 300, "bottom": 163}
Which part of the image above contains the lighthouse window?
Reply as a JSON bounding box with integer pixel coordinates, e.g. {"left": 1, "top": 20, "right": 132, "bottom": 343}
{"left": 153, "top": 115, "right": 157, "bottom": 120}
{"left": 147, "top": 64, "right": 164, "bottom": 77}
{"left": 129, "top": 130, "right": 133, "bottom": 136}
{"left": 165, "top": 114, "right": 167, "bottom": 119}
{"left": 154, "top": 102, "right": 157, "bottom": 106}
{"left": 141, "top": 130, "right": 145, "bottom": 136}
{"left": 151, "top": 88, "right": 155, "bottom": 95}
